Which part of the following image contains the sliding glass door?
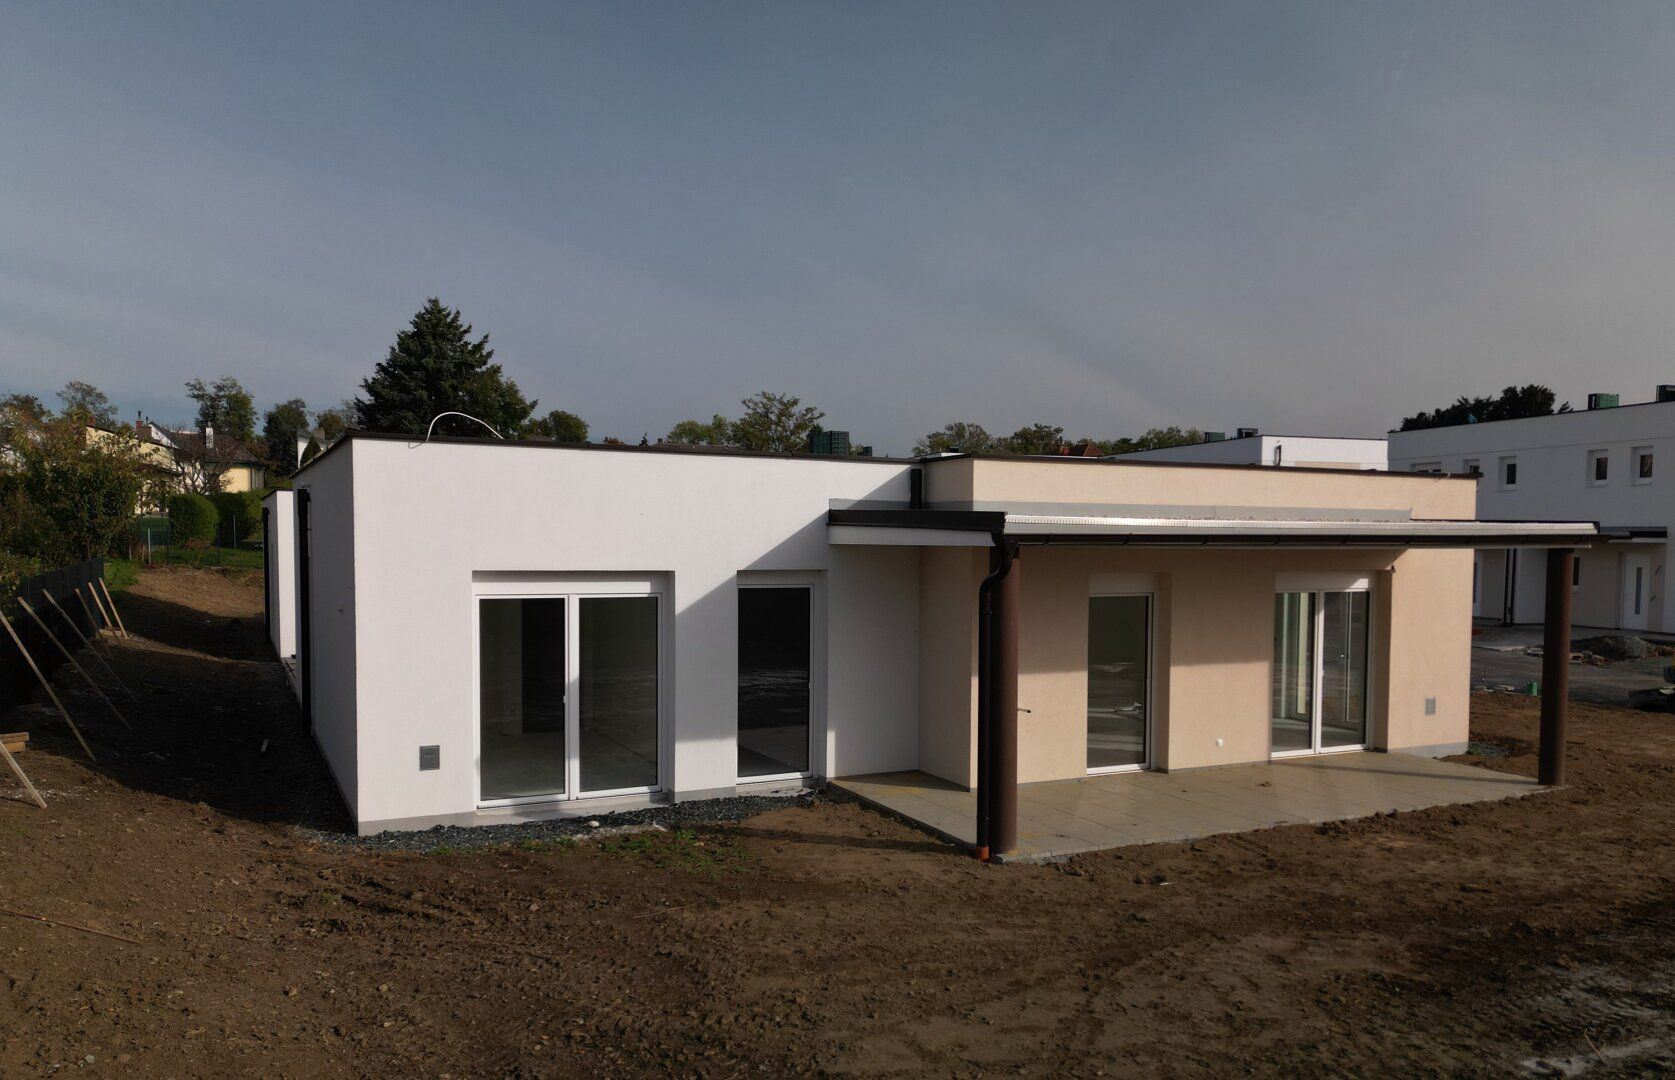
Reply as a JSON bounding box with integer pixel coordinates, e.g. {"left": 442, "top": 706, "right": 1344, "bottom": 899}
{"left": 1271, "top": 588, "right": 1370, "bottom": 756}
{"left": 1320, "top": 592, "right": 1370, "bottom": 750}
{"left": 478, "top": 589, "right": 662, "bottom": 805}
{"left": 1087, "top": 593, "right": 1151, "bottom": 771}
{"left": 479, "top": 598, "right": 568, "bottom": 800}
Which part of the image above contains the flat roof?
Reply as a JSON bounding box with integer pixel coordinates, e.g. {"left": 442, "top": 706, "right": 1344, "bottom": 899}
{"left": 1386, "top": 397, "right": 1675, "bottom": 436}
{"left": 827, "top": 505, "right": 1599, "bottom": 549}
{"left": 293, "top": 428, "right": 1467, "bottom": 482}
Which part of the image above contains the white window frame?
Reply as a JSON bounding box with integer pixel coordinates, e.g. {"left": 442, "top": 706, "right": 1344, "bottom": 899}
{"left": 735, "top": 571, "right": 826, "bottom": 785}
{"left": 1633, "top": 445, "right": 1655, "bottom": 485}
{"left": 472, "top": 574, "right": 671, "bottom": 809}
{"left": 1463, "top": 458, "right": 1482, "bottom": 478}
{"left": 1499, "top": 455, "right": 1518, "bottom": 491}
{"left": 1587, "top": 448, "right": 1610, "bottom": 487}
{"left": 1271, "top": 579, "right": 1375, "bottom": 759}
{"left": 1087, "top": 573, "right": 1157, "bottom": 775}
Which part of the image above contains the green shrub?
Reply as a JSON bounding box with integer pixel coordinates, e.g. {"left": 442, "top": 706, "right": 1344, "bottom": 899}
{"left": 209, "top": 490, "right": 263, "bottom": 544}
{"left": 0, "top": 552, "right": 42, "bottom": 612}
{"left": 167, "top": 493, "right": 218, "bottom": 544}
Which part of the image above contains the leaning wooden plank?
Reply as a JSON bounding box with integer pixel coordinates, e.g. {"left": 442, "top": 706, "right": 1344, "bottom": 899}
{"left": 0, "top": 610, "right": 96, "bottom": 762}
{"left": 1, "top": 732, "right": 26, "bottom": 754}
{"left": 18, "top": 598, "right": 133, "bottom": 731}
{"left": 0, "top": 737, "right": 46, "bottom": 808}
{"left": 82, "top": 584, "right": 115, "bottom": 636}
{"left": 40, "top": 591, "right": 135, "bottom": 701}
{"left": 97, "top": 578, "right": 129, "bottom": 638}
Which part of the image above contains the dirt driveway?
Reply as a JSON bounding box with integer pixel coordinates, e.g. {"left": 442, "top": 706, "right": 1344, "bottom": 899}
{"left": 2, "top": 568, "right": 1674, "bottom": 1077}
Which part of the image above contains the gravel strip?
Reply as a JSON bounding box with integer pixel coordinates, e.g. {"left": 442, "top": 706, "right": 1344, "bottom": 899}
{"left": 299, "top": 788, "right": 831, "bottom": 853}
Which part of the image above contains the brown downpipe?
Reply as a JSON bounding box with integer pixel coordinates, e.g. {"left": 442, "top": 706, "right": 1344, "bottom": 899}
{"left": 976, "top": 536, "right": 1020, "bottom": 861}
{"left": 1539, "top": 548, "right": 1573, "bottom": 786}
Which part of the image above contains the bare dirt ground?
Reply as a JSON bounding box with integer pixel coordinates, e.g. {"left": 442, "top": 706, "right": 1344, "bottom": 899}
{"left": 3, "top": 569, "right": 1675, "bottom": 1078}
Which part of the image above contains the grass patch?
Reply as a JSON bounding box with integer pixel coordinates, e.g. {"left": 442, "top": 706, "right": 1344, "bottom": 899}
{"left": 598, "top": 827, "right": 756, "bottom": 875}
{"left": 105, "top": 558, "right": 140, "bottom": 593}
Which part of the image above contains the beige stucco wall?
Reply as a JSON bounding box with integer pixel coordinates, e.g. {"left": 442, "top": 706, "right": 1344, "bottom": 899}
{"left": 220, "top": 464, "right": 265, "bottom": 493}
{"left": 925, "top": 456, "right": 1477, "bottom": 519}
{"left": 917, "top": 548, "right": 982, "bottom": 785}
{"left": 915, "top": 542, "right": 1474, "bottom": 787}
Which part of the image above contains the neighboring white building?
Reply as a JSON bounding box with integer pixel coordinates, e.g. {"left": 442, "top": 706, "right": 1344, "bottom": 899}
{"left": 1388, "top": 389, "right": 1675, "bottom": 632}
{"left": 1116, "top": 431, "right": 1388, "bottom": 470}
{"left": 264, "top": 431, "right": 1588, "bottom": 838}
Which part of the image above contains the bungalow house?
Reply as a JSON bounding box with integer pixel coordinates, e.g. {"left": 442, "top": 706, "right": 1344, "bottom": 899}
{"left": 86, "top": 419, "right": 267, "bottom": 497}
{"left": 265, "top": 432, "right": 1593, "bottom": 851}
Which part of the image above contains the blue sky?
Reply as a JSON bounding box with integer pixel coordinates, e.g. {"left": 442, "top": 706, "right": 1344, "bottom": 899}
{"left": 4, "top": 1, "right": 1675, "bottom": 451}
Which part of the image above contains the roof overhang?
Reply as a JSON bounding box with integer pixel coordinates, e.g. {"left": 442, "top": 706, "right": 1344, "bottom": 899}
{"left": 827, "top": 506, "right": 1599, "bottom": 549}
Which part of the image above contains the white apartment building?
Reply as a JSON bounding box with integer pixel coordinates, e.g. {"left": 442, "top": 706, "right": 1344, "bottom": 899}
{"left": 1388, "top": 389, "right": 1674, "bottom": 632}
{"left": 1117, "top": 430, "right": 1388, "bottom": 470}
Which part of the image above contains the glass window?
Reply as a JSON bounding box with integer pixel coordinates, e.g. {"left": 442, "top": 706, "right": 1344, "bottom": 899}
{"left": 479, "top": 598, "right": 567, "bottom": 800}
{"left": 1087, "top": 595, "right": 1150, "bottom": 770}
{"left": 1636, "top": 447, "right": 1654, "bottom": 482}
{"left": 1464, "top": 459, "right": 1481, "bottom": 477}
{"left": 579, "top": 597, "right": 660, "bottom": 793}
{"left": 1319, "top": 592, "right": 1370, "bottom": 749}
{"left": 1501, "top": 458, "right": 1518, "bottom": 488}
{"left": 1271, "top": 592, "right": 1316, "bottom": 753}
{"left": 738, "top": 587, "right": 812, "bottom": 778}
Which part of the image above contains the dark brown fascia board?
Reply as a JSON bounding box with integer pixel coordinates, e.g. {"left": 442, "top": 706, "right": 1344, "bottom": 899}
{"left": 827, "top": 506, "right": 1007, "bottom": 532}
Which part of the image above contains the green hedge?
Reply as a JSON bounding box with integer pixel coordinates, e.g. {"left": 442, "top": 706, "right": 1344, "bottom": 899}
{"left": 167, "top": 493, "right": 218, "bottom": 544}
{"left": 209, "top": 490, "right": 264, "bottom": 544}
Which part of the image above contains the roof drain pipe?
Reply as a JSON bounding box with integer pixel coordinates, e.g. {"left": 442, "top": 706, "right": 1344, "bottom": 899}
{"left": 976, "top": 534, "right": 1020, "bottom": 862}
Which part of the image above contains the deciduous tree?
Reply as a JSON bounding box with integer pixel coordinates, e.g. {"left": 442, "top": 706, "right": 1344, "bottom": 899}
{"left": 1399, "top": 385, "right": 1569, "bottom": 431}
{"left": 528, "top": 409, "right": 589, "bottom": 443}
{"left": 56, "top": 381, "right": 115, "bottom": 427}
{"left": 185, "top": 376, "right": 257, "bottom": 442}
{"left": 262, "top": 398, "right": 311, "bottom": 475}
{"left": 666, "top": 414, "right": 733, "bottom": 447}
{"left": 913, "top": 422, "right": 997, "bottom": 455}
{"left": 729, "top": 392, "right": 824, "bottom": 453}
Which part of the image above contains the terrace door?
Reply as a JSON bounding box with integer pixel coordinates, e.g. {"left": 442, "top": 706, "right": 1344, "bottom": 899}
{"left": 1271, "top": 589, "right": 1370, "bottom": 756}
{"left": 478, "top": 590, "right": 662, "bottom": 805}
{"left": 1087, "top": 593, "right": 1151, "bottom": 771}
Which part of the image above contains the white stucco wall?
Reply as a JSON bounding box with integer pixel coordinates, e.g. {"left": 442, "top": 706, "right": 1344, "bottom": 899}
{"left": 293, "top": 448, "right": 359, "bottom": 818}
{"left": 1119, "top": 435, "right": 1387, "bottom": 470}
{"left": 262, "top": 489, "right": 296, "bottom": 659}
{"left": 1389, "top": 400, "right": 1675, "bottom": 629}
{"left": 328, "top": 438, "right": 920, "bottom": 832}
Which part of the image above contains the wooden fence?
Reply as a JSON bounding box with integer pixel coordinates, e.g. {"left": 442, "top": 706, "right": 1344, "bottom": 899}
{"left": 0, "top": 558, "right": 106, "bottom": 713}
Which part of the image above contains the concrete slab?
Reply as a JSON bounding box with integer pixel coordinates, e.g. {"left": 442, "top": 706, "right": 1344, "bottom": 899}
{"left": 833, "top": 751, "right": 1546, "bottom": 862}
